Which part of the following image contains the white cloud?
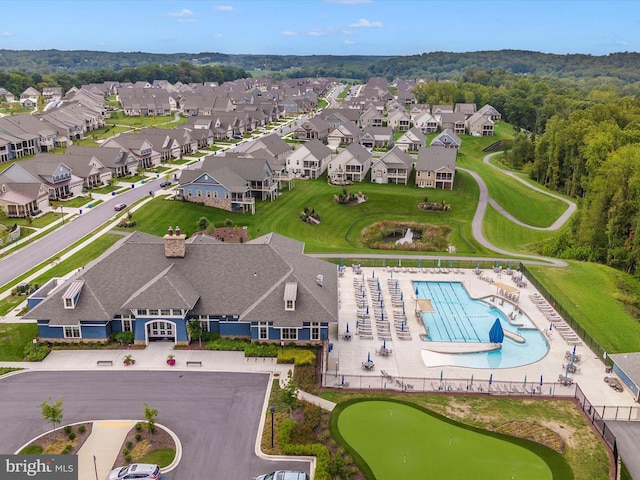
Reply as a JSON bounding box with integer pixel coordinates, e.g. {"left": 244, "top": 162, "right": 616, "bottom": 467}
{"left": 343, "top": 39, "right": 356, "bottom": 45}
{"left": 168, "top": 8, "right": 194, "bottom": 17}
{"left": 308, "top": 29, "right": 328, "bottom": 37}
{"left": 2, "top": 31, "right": 12, "bottom": 37}
{"left": 216, "top": 5, "right": 233, "bottom": 11}
{"left": 177, "top": 18, "right": 196, "bottom": 23}
{"left": 348, "top": 18, "right": 383, "bottom": 28}
{"left": 211, "top": 33, "right": 224, "bottom": 39}
{"left": 615, "top": 39, "right": 629, "bottom": 46}
{"left": 281, "top": 31, "right": 298, "bottom": 36}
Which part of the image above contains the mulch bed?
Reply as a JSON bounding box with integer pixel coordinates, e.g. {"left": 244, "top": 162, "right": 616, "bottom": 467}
{"left": 193, "top": 227, "right": 250, "bottom": 243}
{"left": 111, "top": 424, "right": 176, "bottom": 469}
{"left": 24, "top": 422, "right": 93, "bottom": 454}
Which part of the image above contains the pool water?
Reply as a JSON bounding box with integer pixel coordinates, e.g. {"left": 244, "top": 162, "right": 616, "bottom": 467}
{"left": 415, "top": 281, "right": 549, "bottom": 368}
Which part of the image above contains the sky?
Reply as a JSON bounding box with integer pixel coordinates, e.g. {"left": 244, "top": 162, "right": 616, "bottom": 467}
{"left": 1, "top": 0, "right": 639, "bottom": 56}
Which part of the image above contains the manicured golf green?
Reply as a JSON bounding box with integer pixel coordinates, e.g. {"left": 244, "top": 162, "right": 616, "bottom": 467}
{"left": 335, "top": 400, "right": 571, "bottom": 480}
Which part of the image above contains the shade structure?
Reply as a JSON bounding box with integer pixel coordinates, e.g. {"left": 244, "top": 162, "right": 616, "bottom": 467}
{"left": 523, "top": 375, "right": 527, "bottom": 387}
{"left": 341, "top": 375, "right": 345, "bottom": 385}
{"left": 415, "top": 286, "right": 419, "bottom": 295}
{"left": 509, "top": 261, "right": 513, "bottom": 270}
{"left": 470, "top": 374, "right": 474, "bottom": 386}
{"left": 549, "top": 323, "right": 553, "bottom": 331}
{"left": 339, "top": 258, "right": 344, "bottom": 267}
{"left": 418, "top": 259, "right": 422, "bottom": 268}
{"left": 489, "top": 318, "right": 504, "bottom": 344}
{"left": 477, "top": 262, "right": 481, "bottom": 269}
{"left": 372, "top": 270, "right": 375, "bottom": 278}
{"left": 437, "top": 259, "right": 441, "bottom": 267}
{"left": 402, "top": 302, "right": 405, "bottom": 314}
{"left": 440, "top": 370, "right": 443, "bottom": 382}
{"left": 398, "top": 258, "right": 402, "bottom": 267}
{"left": 489, "top": 373, "right": 493, "bottom": 385}
{"left": 346, "top": 323, "right": 349, "bottom": 333}
{"left": 382, "top": 259, "right": 386, "bottom": 267}
{"left": 565, "top": 363, "right": 570, "bottom": 378}
{"left": 450, "top": 260, "right": 454, "bottom": 268}
{"left": 383, "top": 339, "right": 386, "bottom": 349}
{"left": 540, "top": 375, "right": 543, "bottom": 386}
{"left": 367, "top": 352, "right": 371, "bottom": 362}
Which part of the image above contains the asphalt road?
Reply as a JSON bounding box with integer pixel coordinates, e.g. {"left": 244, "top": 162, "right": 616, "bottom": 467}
{"left": 0, "top": 371, "right": 309, "bottom": 479}
{"left": 0, "top": 178, "right": 165, "bottom": 289}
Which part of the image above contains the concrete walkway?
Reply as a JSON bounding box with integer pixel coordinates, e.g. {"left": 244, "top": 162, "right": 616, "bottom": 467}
{"left": 77, "top": 420, "right": 135, "bottom": 479}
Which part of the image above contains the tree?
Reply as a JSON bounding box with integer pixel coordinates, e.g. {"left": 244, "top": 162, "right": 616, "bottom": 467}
{"left": 186, "top": 319, "right": 205, "bottom": 347}
{"left": 143, "top": 402, "right": 158, "bottom": 434}
{"left": 197, "top": 216, "right": 209, "bottom": 232}
{"left": 281, "top": 369, "right": 299, "bottom": 415}
{"left": 40, "top": 397, "right": 64, "bottom": 439}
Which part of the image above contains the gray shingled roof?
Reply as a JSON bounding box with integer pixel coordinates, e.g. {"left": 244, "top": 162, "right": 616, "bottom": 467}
{"left": 416, "top": 147, "right": 457, "bottom": 171}
{"left": 25, "top": 231, "right": 337, "bottom": 328}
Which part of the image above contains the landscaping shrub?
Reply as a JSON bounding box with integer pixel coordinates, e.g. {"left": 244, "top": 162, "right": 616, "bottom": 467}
{"left": 277, "top": 348, "right": 316, "bottom": 366}
{"left": 113, "top": 331, "right": 134, "bottom": 345}
{"left": 63, "top": 425, "right": 72, "bottom": 435}
{"left": 23, "top": 343, "right": 50, "bottom": 361}
{"left": 279, "top": 418, "right": 331, "bottom": 480}
{"left": 125, "top": 441, "right": 133, "bottom": 449}
{"left": 135, "top": 423, "right": 142, "bottom": 431}
{"left": 61, "top": 445, "right": 72, "bottom": 455}
{"left": 135, "top": 433, "right": 142, "bottom": 442}
{"left": 205, "top": 337, "right": 249, "bottom": 351}
{"left": 245, "top": 343, "right": 278, "bottom": 357}
{"left": 124, "top": 454, "right": 132, "bottom": 463}
{"left": 78, "top": 425, "right": 86, "bottom": 433}
{"left": 68, "top": 432, "right": 76, "bottom": 441}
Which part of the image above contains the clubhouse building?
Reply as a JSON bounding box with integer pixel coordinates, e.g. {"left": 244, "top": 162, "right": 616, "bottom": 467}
{"left": 26, "top": 228, "right": 338, "bottom": 345}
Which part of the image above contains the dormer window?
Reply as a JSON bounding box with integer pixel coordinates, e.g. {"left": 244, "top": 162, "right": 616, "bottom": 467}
{"left": 62, "top": 280, "right": 84, "bottom": 310}
{"left": 284, "top": 282, "right": 297, "bottom": 311}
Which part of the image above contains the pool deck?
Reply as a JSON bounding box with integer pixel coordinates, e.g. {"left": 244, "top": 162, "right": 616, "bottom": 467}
{"left": 329, "top": 266, "right": 638, "bottom": 410}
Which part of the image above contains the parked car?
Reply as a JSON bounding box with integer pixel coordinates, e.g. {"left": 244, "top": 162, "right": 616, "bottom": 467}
{"left": 232, "top": 134, "right": 243, "bottom": 140}
{"left": 159, "top": 181, "right": 172, "bottom": 188}
{"left": 256, "top": 471, "right": 309, "bottom": 480}
{"left": 107, "top": 463, "right": 160, "bottom": 480}
{"left": 113, "top": 203, "right": 127, "bottom": 211}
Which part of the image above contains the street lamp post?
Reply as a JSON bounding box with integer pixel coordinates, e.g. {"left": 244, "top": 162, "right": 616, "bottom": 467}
{"left": 269, "top": 405, "right": 275, "bottom": 448}
{"left": 60, "top": 205, "right": 64, "bottom": 224}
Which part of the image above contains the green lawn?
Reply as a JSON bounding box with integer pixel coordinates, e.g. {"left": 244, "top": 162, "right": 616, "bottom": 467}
{"left": 333, "top": 400, "right": 569, "bottom": 480}
{"left": 124, "top": 173, "right": 492, "bottom": 255}
{"left": 0, "top": 323, "right": 38, "bottom": 361}
{"left": 529, "top": 261, "right": 640, "bottom": 353}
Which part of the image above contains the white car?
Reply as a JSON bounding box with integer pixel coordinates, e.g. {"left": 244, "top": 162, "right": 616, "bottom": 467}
{"left": 107, "top": 463, "right": 160, "bottom": 480}
{"left": 256, "top": 471, "right": 308, "bottom": 480}
{"left": 113, "top": 203, "right": 127, "bottom": 211}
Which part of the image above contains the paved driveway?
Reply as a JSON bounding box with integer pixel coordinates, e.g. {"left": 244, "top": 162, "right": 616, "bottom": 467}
{"left": 0, "top": 371, "right": 309, "bottom": 479}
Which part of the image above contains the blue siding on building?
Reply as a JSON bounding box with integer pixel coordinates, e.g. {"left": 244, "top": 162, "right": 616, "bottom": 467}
{"left": 28, "top": 297, "right": 45, "bottom": 309}
{"left": 613, "top": 364, "right": 639, "bottom": 400}
{"left": 37, "top": 321, "right": 64, "bottom": 339}
{"left": 220, "top": 321, "right": 251, "bottom": 337}
{"left": 80, "top": 324, "right": 109, "bottom": 339}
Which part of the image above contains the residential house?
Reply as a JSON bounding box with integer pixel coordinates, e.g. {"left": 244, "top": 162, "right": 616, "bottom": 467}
{"left": 293, "top": 117, "right": 330, "bottom": 141}
{"left": 478, "top": 104, "right": 502, "bottom": 121}
{"left": 359, "top": 126, "right": 394, "bottom": 150}
{"left": 327, "top": 121, "right": 360, "bottom": 149}
{"left": 177, "top": 166, "right": 255, "bottom": 214}
{"left": 137, "top": 129, "right": 183, "bottom": 161}
{"left": 395, "top": 127, "right": 426, "bottom": 152}
{"left": 286, "top": 139, "right": 333, "bottom": 179}
{"left": 200, "top": 154, "right": 278, "bottom": 201}
{"left": 101, "top": 135, "right": 161, "bottom": 169}
{"left": 42, "top": 87, "right": 63, "bottom": 102}
{"left": 440, "top": 113, "right": 466, "bottom": 135}
{"left": 0, "top": 157, "right": 84, "bottom": 199}
{"left": 371, "top": 147, "right": 414, "bottom": 185}
{"left": 430, "top": 129, "right": 462, "bottom": 151}
{"left": 20, "top": 87, "right": 41, "bottom": 104}
{"left": 431, "top": 104, "right": 453, "bottom": 121}
{"left": 0, "top": 173, "right": 50, "bottom": 217}
{"left": 327, "top": 143, "right": 372, "bottom": 183}
{"left": 38, "top": 152, "right": 112, "bottom": 190}
{"left": 0, "top": 88, "right": 15, "bottom": 102}
{"left": 387, "top": 108, "right": 411, "bottom": 131}
{"left": 415, "top": 147, "right": 456, "bottom": 190}
{"left": 359, "top": 105, "right": 384, "bottom": 128}
{"left": 412, "top": 110, "right": 438, "bottom": 134}
{"left": 245, "top": 133, "right": 292, "bottom": 162}
{"left": 0, "top": 114, "right": 59, "bottom": 152}
{"left": 66, "top": 145, "right": 138, "bottom": 178}
{"left": 0, "top": 117, "right": 42, "bottom": 161}
{"left": 319, "top": 108, "right": 361, "bottom": 128}
{"left": 26, "top": 230, "right": 338, "bottom": 345}
{"left": 454, "top": 103, "right": 477, "bottom": 118}
{"left": 466, "top": 111, "right": 494, "bottom": 136}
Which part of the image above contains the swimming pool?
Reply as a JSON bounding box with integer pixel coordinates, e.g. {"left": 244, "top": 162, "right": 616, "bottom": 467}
{"left": 415, "top": 281, "right": 549, "bottom": 368}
